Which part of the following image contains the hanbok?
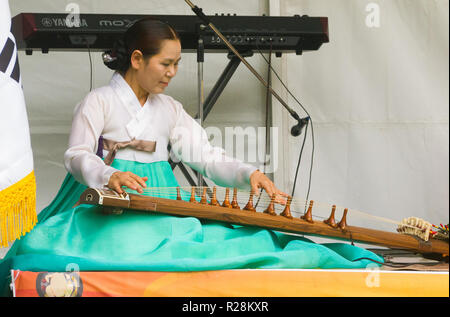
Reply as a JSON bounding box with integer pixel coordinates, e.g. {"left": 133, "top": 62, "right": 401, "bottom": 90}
{"left": 0, "top": 73, "right": 383, "bottom": 296}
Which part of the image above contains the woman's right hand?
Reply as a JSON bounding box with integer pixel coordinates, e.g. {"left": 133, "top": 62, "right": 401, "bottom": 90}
{"left": 107, "top": 171, "right": 148, "bottom": 194}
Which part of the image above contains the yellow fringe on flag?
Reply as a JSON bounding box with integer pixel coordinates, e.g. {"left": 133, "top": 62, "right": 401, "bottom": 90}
{"left": 0, "top": 171, "right": 37, "bottom": 248}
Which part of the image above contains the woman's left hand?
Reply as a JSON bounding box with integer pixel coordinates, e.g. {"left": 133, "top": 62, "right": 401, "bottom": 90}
{"left": 249, "top": 170, "right": 289, "bottom": 205}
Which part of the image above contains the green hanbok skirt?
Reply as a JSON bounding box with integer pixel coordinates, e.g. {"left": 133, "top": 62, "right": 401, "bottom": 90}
{"left": 0, "top": 160, "right": 383, "bottom": 296}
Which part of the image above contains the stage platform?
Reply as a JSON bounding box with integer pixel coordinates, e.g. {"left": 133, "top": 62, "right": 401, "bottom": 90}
{"left": 8, "top": 248, "right": 449, "bottom": 297}
{"left": 11, "top": 267, "right": 448, "bottom": 297}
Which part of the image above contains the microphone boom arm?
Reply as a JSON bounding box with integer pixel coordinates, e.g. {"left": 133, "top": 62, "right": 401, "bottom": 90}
{"left": 184, "top": 0, "right": 304, "bottom": 129}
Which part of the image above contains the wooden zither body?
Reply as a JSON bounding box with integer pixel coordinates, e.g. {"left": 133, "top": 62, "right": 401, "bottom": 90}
{"left": 78, "top": 188, "right": 449, "bottom": 256}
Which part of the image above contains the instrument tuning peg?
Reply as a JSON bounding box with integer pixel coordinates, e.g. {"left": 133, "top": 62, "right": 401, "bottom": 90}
{"left": 222, "top": 188, "right": 232, "bottom": 208}
{"left": 324, "top": 205, "right": 338, "bottom": 228}
{"left": 189, "top": 187, "right": 197, "bottom": 203}
{"left": 231, "top": 188, "right": 240, "bottom": 209}
{"left": 210, "top": 187, "right": 219, "bottom": 206}
{"left": 200, "top": 187, "right": 208, "bottom": 204}
{"left": 280, "top": 196, "right": 293, "bottom": 219}
{"left": 338, "top": 208, "right": 348, "bottom": 230}
{"left": 264, "top": 194, "right": 277, "bottom": 216}
{"left": 243, "top": 190, "right": 256, "bottom": 212}
{"left": 301, "top": 200, "right": 314, "bottom": 223}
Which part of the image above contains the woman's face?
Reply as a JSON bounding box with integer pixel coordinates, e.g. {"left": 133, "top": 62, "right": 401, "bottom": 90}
{"left": 135, "top": 39, "right": 182, "bottom": 95}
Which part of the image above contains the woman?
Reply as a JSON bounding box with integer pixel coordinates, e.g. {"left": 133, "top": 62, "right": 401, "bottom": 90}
{"left": 65, "top": 18, "right": 285, "bottom": 202}
{"left": 0, "top": 18, "right": 382, "bottom": 296}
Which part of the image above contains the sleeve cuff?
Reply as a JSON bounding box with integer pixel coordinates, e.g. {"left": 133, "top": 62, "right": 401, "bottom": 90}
{"left": 100, "top": 166, "right": 120, "bottom": 189}
{"left": 236, "top": 164, "right": 258, "bottom": 189}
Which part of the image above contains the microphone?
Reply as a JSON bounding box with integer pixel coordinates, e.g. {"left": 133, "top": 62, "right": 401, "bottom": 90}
{"left": 290, "top": 117, "right": 310, "bottom": 137}
{"left": 184, "top": 0, "right": 310, "bottom": 138}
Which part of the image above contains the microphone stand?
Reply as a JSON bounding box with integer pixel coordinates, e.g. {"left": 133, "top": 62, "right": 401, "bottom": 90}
{"left": 184, "top": 0, "right": 308, "bottom": 137}
{"left": 197, "top": 24, "right": 205, "bottom": 187}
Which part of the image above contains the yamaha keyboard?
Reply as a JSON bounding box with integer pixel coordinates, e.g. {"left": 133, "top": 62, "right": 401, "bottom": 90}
{"left": 12, "top": 13, "right": 329, "bottom": 55}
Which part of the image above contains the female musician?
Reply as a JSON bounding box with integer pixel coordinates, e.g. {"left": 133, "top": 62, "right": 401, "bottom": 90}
{"left": 0, "top": 18, "right": 382, "bottom": 296}
{"left": 64, "top": 18, "right": 286, "bottom": 202}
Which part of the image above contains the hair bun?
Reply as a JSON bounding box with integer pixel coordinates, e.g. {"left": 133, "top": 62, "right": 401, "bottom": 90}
{"left": 102, "top": 39, "right": 129, "bottom": 71}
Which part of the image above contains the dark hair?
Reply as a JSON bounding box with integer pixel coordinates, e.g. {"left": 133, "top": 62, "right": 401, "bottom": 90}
{"left": 103, "top": 18, "right": 179, "bottom": 72}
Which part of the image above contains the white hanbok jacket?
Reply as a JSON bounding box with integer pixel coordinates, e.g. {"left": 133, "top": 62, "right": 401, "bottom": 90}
{"left": 64, "top": 72, "right": 257, "bottom": 189}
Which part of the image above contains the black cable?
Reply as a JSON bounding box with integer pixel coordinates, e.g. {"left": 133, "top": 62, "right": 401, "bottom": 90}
{"left": 264, "top": 45, "right": 272, "bottom": 177}
{"left": 352, "top": 257, "right": 448, "bottom": 268}
{"left": 291, "top": 119, "right": 309, "bottom": 200}
{"left": 254, "top": 44, "right": 272, "bottom": 209}
{"left": 255, "top": 47, "right": 315, "bottom": 205}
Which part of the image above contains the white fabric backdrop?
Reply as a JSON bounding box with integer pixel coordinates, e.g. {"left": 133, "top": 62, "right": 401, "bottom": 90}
{"left": 271, "top": 0, "right": 449, "bottom": 231}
